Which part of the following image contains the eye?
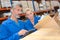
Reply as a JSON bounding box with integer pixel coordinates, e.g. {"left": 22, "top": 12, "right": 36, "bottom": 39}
{"left": 18, "top": 9, "right": 20, "bottom": 11}
{"left": 30, "top": 13, "right": 32, "bottom": 14}
{"left": 21, "top": 10, "right": 23, "bottom": 12}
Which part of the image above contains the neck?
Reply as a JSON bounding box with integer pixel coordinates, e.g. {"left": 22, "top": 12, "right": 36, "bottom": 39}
{"left": 30, "top": 17, "right": 34, "bottom": 25}
{"left": 30, "top": 16, "right": 34, "bottom": 21}
{"left": 11, "top": 14, "right": 18, "bottom": 23}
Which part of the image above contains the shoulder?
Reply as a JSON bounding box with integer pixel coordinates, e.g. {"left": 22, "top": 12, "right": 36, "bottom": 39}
{"left": 34, "top": 16, "right": 41, "bottom": 20}
{"left": 2, "top": 18, "right": 12, "bottom": 25}
{"left": 0, "top": 19, "right": 11, "bottom": 31}
{"left": 18, "top": 20, "right": 25, "bottom": 23}
{"left": 18, "top": 20, "right": 25, "bottom": 25}
{"left": 24, "top": 19, "right": 30, "bottom": 24}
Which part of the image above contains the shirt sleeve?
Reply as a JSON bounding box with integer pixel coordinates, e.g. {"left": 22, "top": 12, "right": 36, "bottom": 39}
{"left": 0, "top": 23, "right": 23, "bottom": 40}
{"left": 34, "top": 16, "right": 41, "bottom": 25}
{"left": 36, "top": 16, "right": 41, "bottom": 21}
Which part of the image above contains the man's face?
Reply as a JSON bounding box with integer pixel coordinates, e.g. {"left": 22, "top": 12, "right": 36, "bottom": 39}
{"left": 26, "top": 11, "right": 34, "bottom": 19}
{"left": 12, "top": 6, "right": 22, "bottom": 18}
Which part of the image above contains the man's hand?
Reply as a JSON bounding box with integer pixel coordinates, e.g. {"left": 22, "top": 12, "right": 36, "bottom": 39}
{"left": 18, "top": 29, "right": 28, "bottom": 36}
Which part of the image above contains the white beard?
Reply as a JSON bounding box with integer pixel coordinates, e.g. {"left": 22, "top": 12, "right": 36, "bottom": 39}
{"left": 14, "top": 14, "right": 20, "bottom": 18}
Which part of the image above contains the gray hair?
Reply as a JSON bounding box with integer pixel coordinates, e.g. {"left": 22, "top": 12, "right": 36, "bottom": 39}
{"left": 11, "top": 3, "right": 22, "bottom": 9}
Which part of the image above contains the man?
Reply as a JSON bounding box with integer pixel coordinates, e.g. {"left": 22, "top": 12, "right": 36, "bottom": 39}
{"left": 0, "top": 4, "right": 28, "bottom": 40}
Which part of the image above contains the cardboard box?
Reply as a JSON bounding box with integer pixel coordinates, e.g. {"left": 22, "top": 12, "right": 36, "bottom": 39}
{"left": 20, "top": 15, "right": 60, "bottom": 40}
{"left": 34, "top": 15, "right": 59, "bottom": 29}
{"left": 21, "top": 28, "right": 60, "bottom": 40}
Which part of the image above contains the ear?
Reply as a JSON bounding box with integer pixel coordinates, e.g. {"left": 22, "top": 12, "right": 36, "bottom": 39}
{"left": 11, "top": 9, "right": 15, "bottom": 14}
{"left": 11, "top": 9, "right": 13, "bottom": 12}
{"left": 11, "top": 9, "right": 14, "bottom": 12}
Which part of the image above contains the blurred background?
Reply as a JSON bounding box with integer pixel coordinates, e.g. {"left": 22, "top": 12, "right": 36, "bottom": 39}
{"left": 0, "top": 0, "right": 60, "bottom": 24}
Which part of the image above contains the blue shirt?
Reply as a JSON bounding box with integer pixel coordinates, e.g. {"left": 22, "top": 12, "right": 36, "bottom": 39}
{"left": 0, "top": 18, "right": 35, "bottom": 40}
{"left": 24, "top": 16, "right": 40, "bottom": 31}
